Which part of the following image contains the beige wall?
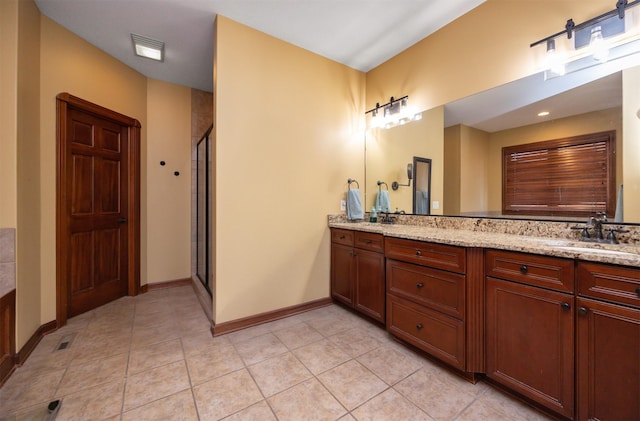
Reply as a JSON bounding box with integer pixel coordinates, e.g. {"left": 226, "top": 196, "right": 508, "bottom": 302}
{"left": 0, "top": 0, "right": 18, "bottom": 228}
{"left": 443, "top": 126, "right": 461, "bottom": 215}
{"left": 214, "top": 16, "right": 365, "bottom": 323}
{"left": 366, "top": 0, "right": 615, "bottom": 113}
{"left": 16, "top": 0, "right": 42, "bottom": 349}
{"left": 444, "top": 125, "right": 491, "bottom": 215}
{"left": 623, "top": 66, "right": 640, "bottom": 219}
{"left": 485, "top": 108, "right": 622, "bottom": 213}
{"left": 146, "top": 79, "right": 192, "bottom": 284}
{"left": 460, "top": 126, "right": 490, "bottom": 214}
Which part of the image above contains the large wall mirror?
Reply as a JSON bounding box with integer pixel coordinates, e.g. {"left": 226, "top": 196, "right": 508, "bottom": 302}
{"left": 364, "top": 60, "right": 640, "bottom": 224}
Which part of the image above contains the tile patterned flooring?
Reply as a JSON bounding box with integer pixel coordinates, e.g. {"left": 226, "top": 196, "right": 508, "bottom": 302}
{"left": 0, "top": 286, "right": 552, "bottom": 420}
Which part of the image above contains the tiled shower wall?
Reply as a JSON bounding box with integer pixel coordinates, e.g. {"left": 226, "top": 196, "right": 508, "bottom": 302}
{"left": 190, "top": 89, "right": 213, "bottom": 276}
{"left": 0, "top": 228, "right": 16, "bottom": 298}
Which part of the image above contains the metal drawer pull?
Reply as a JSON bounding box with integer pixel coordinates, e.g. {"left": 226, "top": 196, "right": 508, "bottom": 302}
{"left": 416, "top": 283, "right": 424, "bottom": 289}
{"left": 561, "top": 302, "right": 571, "bottom": 311}
{"left": 415, "top": 250, "right": 422, "bottom": 256}
{"left": 520, "top": 265, "right": 528, "bottom": 274}
{"left": 416, "top": 323, "right": 423, "bottom": 330}
{"left": 636, "top": 288, "right": 640, "bottom": 297}
{"left": 339, "top": 235, "right": 345, "bottom": 240}
{"left": 365, "top": 240, "right": 372, "bottom": 244}
{"left": 578, "top": 307, "right": 588, "bottom": 316}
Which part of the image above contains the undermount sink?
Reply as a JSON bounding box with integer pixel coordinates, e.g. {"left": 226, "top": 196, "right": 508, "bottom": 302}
{"left": 531, "top": 238, "right": 637, "bottom": 257}
{"left": 554, "top": 246, "right": 636, "bottom": 256}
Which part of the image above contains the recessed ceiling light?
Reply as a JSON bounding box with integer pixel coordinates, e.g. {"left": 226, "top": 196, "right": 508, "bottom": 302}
{"left": 131, "top": 33, "right": 164, "bottom": 62}
{"left": 537, "top": 111, "right": 550, "bottom": 117}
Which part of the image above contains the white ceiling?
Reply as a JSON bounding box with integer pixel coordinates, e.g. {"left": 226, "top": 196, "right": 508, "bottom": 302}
{"left": 34, "top": 0, "right": 485, "bottom": 93}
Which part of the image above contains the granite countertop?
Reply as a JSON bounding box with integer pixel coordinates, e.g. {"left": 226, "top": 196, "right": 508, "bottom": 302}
{"left": 329, "top": 221, "right": 640, "bottom": 267}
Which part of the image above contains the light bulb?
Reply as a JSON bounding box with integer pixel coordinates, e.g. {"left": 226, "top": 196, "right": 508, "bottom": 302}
{"left": 589, "top": 25, "right": 609, "bottom": 62}
{"left": 545, "top": 39, "right": 566, "bottom": 76}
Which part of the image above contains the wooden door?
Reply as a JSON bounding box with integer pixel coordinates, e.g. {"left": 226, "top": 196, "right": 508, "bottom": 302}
{"left": 331, "top": 243, "right": 353, "bottom": 306}
{"left": 576, "top": 297, "right": 640, "bottom": 421}
{"left": 486, "top": 277, "right": 574, "bottom": 419}
{"left": 354, "top": 248, "right": 385, "bottom": 322}
{"left": 57, "top": 93, "right": 140, "bottom": 323}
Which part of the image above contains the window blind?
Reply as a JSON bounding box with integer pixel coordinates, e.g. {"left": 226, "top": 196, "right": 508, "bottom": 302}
{"left": 502, "top": 131, "right": 615, "bottom": 217}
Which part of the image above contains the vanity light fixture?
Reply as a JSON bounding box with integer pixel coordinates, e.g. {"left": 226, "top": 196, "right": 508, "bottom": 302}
{"left": 365, "top": 96, "right": 421, "bottom": 129}
{"left": 538, "top": 111, "right": 550, "bottom": 117}
{"left": 132, "top": 33, "right": 165, "bottom": 62}
{"left": 530, "top": 0, "right": 640, "bottom": 78}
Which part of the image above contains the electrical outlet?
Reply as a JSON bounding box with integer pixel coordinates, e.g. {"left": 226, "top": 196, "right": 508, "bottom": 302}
{"left": 432, "top": 200, "right": 440, "bottom": 210}
{"left": 340, "top": 199, "right": 346, "bottom": 211}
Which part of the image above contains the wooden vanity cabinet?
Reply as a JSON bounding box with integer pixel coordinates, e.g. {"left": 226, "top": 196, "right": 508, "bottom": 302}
{"left": 575, "top": 262, "right": 640, "bottom": 421}
{"left": 330, "top": 228, "right": 385, "bottom": 323}
{"left": 385, "top": 238, "right": 468, "bottom": 370}
{"left": 485, "top": 249, "right": 575, "bottom": 419}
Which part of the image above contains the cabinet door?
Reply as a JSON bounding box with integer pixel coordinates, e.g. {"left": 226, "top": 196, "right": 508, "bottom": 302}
{"left": 354, "top": 248, "right": 385, "bottom": 323}
{"left": 331, "top": 243, "right": 353, "bottom": 305}
{"left": 577, "top": 297, "right": 640, "bottom": 421}
{"left": 486, "top": 277, "right": 574, "bottom": 419}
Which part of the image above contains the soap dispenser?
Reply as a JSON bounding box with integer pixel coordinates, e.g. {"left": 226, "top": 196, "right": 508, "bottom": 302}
{"left": 369, "top": 207, "right": 377, "bottom": 223}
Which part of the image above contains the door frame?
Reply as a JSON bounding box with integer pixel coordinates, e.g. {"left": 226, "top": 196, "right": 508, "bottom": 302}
{"left": 56, "top": 93, "right": 141, "bottom": 327}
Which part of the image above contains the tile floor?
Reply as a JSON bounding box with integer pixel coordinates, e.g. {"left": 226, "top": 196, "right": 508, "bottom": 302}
{"left": 0, "top": 285, "right": 552, "bottom": 420}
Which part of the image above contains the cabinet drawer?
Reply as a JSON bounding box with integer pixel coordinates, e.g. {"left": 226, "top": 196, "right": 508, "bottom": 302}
{"left": 387, "top": 295, "right": 465, "bottom": 370}
{"left": 385, "top": 237, "right": 466, "bottom": 274}
{"left": 354, "top": 231, "right": 384, "bottom": 253}
{"left": 331, "top": 228, "right": 354, "bottom": 246}
{"left": 577, "top": 262, "right": 640, "bottom": 308}
{"left": 485, "top": 249, "right": 574, "bottom": 293}
{"left": 387, "top": 259, "right": 465, "bottom": 320}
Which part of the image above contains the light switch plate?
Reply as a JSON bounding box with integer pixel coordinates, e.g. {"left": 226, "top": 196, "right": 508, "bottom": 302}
{"left": 432, "top": 201, "right": 440, "bottom": 210}
{"left": 340, "top": 200, "right": 346, "bottom": 211}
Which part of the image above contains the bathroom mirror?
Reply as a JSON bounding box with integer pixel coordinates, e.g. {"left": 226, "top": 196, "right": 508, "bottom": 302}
{"left": 365, "top": 62, "right": 640, "bottom": 224}
{"left": 413, "top": 157, "right": 431, "bottom": 215}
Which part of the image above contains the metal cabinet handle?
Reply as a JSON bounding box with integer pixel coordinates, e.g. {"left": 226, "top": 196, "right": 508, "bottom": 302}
{"left": 365, "top": 239, "right": 372, "bottom": 244}
{"left": 118, "top": 217, "right": 127, "bottom": 223}
{"left": 416, "top": 323, "right": 423, "bottom": 330}
{"left": 520, "top": 265, "right": 528, "bottom": 274}
{"left": 415, "top": 250, "right": 422, "bottom": 256}
{"left": 339, "top": 235, "right": 345, "bottom": 240}
{"left": 636, "top": 288, "right": 640, "bottom": 297}
{"left": 416, "top": 283, "right": 424, "bottom": 289}
{"left": 561, "top": 302, "right": 571, "bottom": 311}
{"left": 578, "top": 307, "right": 588, "bottom": 316}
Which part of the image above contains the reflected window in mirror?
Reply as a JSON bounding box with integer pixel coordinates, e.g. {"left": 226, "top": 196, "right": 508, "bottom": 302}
{"left": 503, "top": 131, "right": 616, "bottom": 218}
{"left": 413, "top": 157, "right": 432, "bottom": 215}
